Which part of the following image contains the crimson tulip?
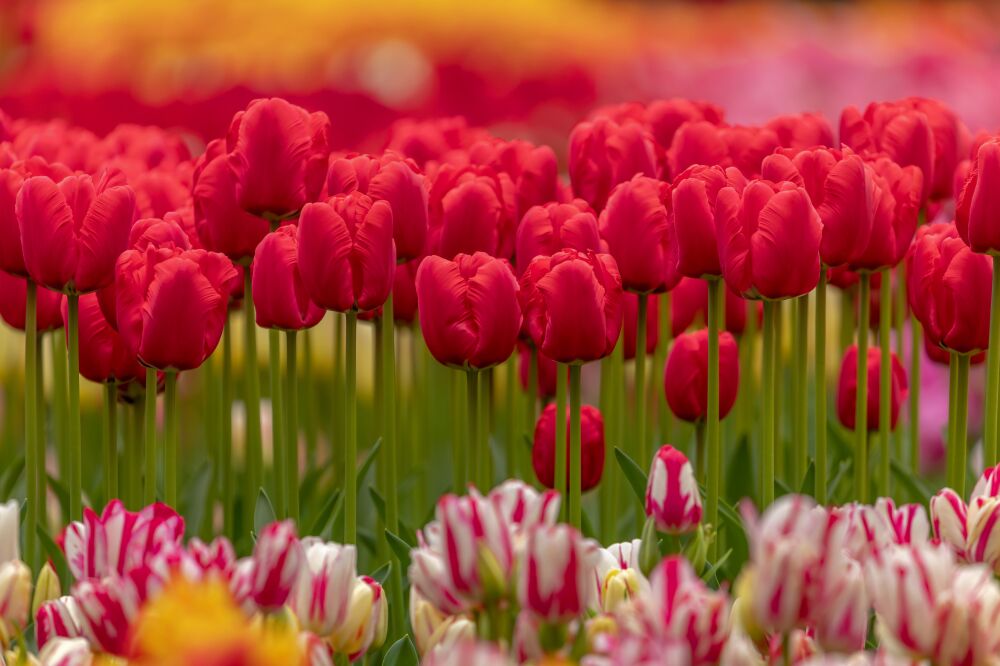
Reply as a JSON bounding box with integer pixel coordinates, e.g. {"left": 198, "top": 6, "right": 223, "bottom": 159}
{"left": 127, "top": 217, "right": 192, "bottom": 252}
{"left": 115, "top": 246, "right": 240, "bottom": 370}
{"left": 467, "top": 137, "right": 564, "bottom": 214}
{"left": 622, "top": 291, "right": 658, "bottom": 360}
{"left": 130, "top": 168, "right": 191, "bottom": 220}
{"left": 671, "top": 164, "right": 747, "bottom": 278}
{"left": 62, "top": 292, "right": 144, "bottom": 384}
{"left": 956, "top": 137, "right": 1000, "bottom": 254}
{"left": 327, "top": 151, "right": 428, "bottom": 261}
{"left": 226, "top": 98, "right": 330, "bottom": 218}
{"left": 836, "top": 344, "right": 908, "bottom": 431}
{"left": 568, "top": 116, "right": 658, "bottom": 211}
{"left": 415, "top": 252, "right": 520, "bottom": 369}
{"left": 0, "top": 271, "right": 63, "bottom": 332}
{"left": 16, "top": 169, "right": 136, "bottom": 294}
{"left": 383, "top": 116, "right": 488, "bottom": 168}
{"left": 251, "top": 225, "right": 325, "bottom": 331}
{"left": 716, "top": 179, "right": 822, "bottom": 299}
{"left": 532, "top": 402, "right": 605, "bottom": 492}
{"left": 98, "top": 124, "right": 191, "bottom": 171}
{"left": 520, "top": 249, "right": 623, "bottom": 364}
{"left": 669, "top": 122, "right": 779, "bottom": 178}
{"left": 426, "top": 163, "right": 516, "bottom": 260}
{"left": 514, "top": 199, "right": 601, "bottom": 276}
{"left": 0, "top": 157, "right": 72, "bottom": 277}
{"left": 390, "top": 259, "right": 420, "bottom": 324}
{"left": 645, "top": 445, "right": 702, "bottom": 534}
{"left": 664, "top": 329, "right": 739, "bottom": 422}
{"left": 764, "top": 112, "right": 835, "bottom": 150}
{"left": 849, "top": 155, "right": 922, "bottom": 271}
{"left": 297, "top": 192, "right": 396, "bottom": 313}
{"left": 670, "top": 277, "right": 757, "bottom": 336}
{"left": 646, "top": 99, "right": 725, "bottom": 150}
{"left": 11, "top": 119, "right": 100, "bottom": 173}
{"left": 599, "top": 175, "right": 677, "bottom": 294}
{"left": 720, "top": 125, "right": 782, "bottom": 178}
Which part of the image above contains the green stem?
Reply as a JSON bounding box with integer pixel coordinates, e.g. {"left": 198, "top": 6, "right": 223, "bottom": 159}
{"left": 658, "top": 291, "right": 672, "bottom": 442}
{"left": 635, "top": 293, "right": 649, "bottom": 467}
{"left": 303, "top": 330, "right": 317, "bottom": 469}
{"left": 910, "top": 320, "right": 922, "bottom": 474}
{"left": 383, "top": 296, "right": 398, "bottom": 531}
{"left": 51, "top": 330, "right": 68, "bottom": 487}
{"left": 452, "top": 370, "right": 465, "bottom": 490}
{"left": 706, "top": 280, "right": 721, "bottom": 538}
{"left": 221, "top": 318, "right": 234, "bottom": 538}
{"left": 815, "top": 273, "right": 828, "bottom": 504}
{"left": 695, "top": 420, "right": 706, "bottom": 481}
{"left": 568, "top": 364, "right": 582, "bottom": 529}
{"left": 285, "top": 331, "right": 300, "bottom": 523}
{"left": 467, "top": 368, "right": 480, "bottom": 488}
{"left": 527, "top": 346, "right": 538, "bottom": 434}
{"left": 947, "top": 353, "right": 959, "bottom": 484}
{"left": 36, "top": 333, "right": 46, "bottom": 547}
{"left": 268, "top": 329, "right": 285, "bottom": 517}
{"left": 344, "top": 310, "right": 358, "bottom": 544}
{"left": 144, "top": 366, "right": 158, "bottom": 504}
{"left": 855, "top": 273, "right": 871, "bottom": 504}
{"left": 202, "top": 348, "right": 219, "bottom": 540}
{"left": 479, "top": 369, "right": 491, "bottom": 488}
{"left": 163, "top": 370, "right": 178, "bottom": 506}
{"left": 762, "top": 300, "right": 777, "bottom": 506}
{"left": 67, "top": 293, "right": 81, "bottom": 519}
{"left": 954, "top": 353, "right": 971, "bottom": 496}
{"left": 333, "top": 314, "right": 344, "bottom": 484}
{"left": 506, "top": 354, "right": 517, "bottom": 480}
{"left": 24, "top": 281, "right": 38, "bottom": 571}
{"left": 878, "top": 268, "right": 892, "bottom": 497}
{"left": 123, "top": 398, "right": 136, "bottom": 509}
{"left": 612, "top": 336, "right": 625, "bottom": 532}
{"left": 985, "top": 257, "right": 1000, "bottom": 466}
{"left": 894, "top": 264, "right": 906, "bottom": 461}
{"left": 555, "top": 362, "right": 567, "bottom": 514}
{"left": 244, "top": 270, "right": 263, "bottom": 524}
{"left": 104, "top": 383, "right": 118, "bottom": 503}
{"left": 793, "top": 293, "right": 809, "bottom": 487}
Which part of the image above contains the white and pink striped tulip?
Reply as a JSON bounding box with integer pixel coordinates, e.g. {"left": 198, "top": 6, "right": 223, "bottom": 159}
{"left": 249, "top": 519, "right": 303, "bottom": 611}
{"left": 0, "top": 559, "right": 31, "bottom": 638}
{"left": 37, "top": 637, "right": 94, "bottom": 666}
{"left": 35, "top": 597, "right": 83, "bottom": 650}
{"left": 290, "top": 539, "right": 357, "bottom": 635}
{"left": 594, "top": 539, "right": 649, "bottom": 613}
{"left": 518, "top": 523, "right": 599, "bottom": 622}
{"left": 329, "top": 575, "right": 388, "bottom": 660}
{"left": 812, "top": 559, "right": 868, "bottom": 653}
{"left": 73, "top": 577, "right": 141, "bottom": 656}
{"left": 645, "top": 445, "right": 702, "bottom": 534}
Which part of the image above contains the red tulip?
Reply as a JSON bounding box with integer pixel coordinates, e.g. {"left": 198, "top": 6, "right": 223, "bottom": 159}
{"left": 622, "top": 291, "right": 658, "bottom": 360}
{"left": 16, "top": 169, "right": 136, "bottom": 294}
{"left": 115, "top": 246, "right": 240, "bottom": 370}
{"left": 764, "top": 112, "right": 835, "bottom": 150}
{"left": 645, "top": 99, "right": 725, "bottom": 151}
{"left": 226, "top": 98, "right": 330, "bottom": 217}
{"left": 599, "top": 175, "right": 677, "bottom": 293}
{"left": 391, "top": 259, "right": 420, "bottom": 324}
{"left": 907, "top": 222, "right": 993, "bottom": 355}
{"left": 515, "top": 199, "right": 601, "bottom": 276}
{"left": 518, "top": 342, "right": 559, "bottom": 398}
{"left": 62, "top": 292, "right": 144, "bottom": 384}
{"left": 901, "top": 98, "right": 970, "bottom": 201}
{"left": 664, "top": 328, "right": 739, "bottom": 422}
{"left": 716, "top": 179, "right": 822, "bottom": 299}
{"left": 839, "top": 101, "right": 935, "bottom": 203}
{"left": 327, "top": 151, "right": 428, "bottom": 261}
{"left": 0, "top": 271, "right": 63, "bottom": 332}
{"left": 520, "top": 249, "right": 623, "bottom": 364}
{"left": 383, "top": 116, "right": 489, "bottom": 168}
{"left": 0, "top": 157, "right": 72, "bottom": 277}
{"left": 427, "top": 163, "right": 517, "bottom": 259}
{"left": 297, "top": 192, "right": 396, "bottom": 313}
{"left": 668, "top": 121, "right": 729, "bottom": 176}
{"left": 532, "top": 402, "right": 605, "bottom": 492}
{"left": 130, "top": 168, "right": 191, "bottom": 220}
{"left": 568, "top": 117, "right": 658, "bottom": 211}
{"left": 956, "top": 138, "right": 1000, "bottom": 254}
{"left": 128, "top": 217, "right": 192, "bottom": 252}
{"left": 720, "top": 125, "right": 781, "bottom": 178}
{"left": 836, "top": 344, "right": 908, "bottom": 431}
{"left": 671, "top": 164, "right": 747, "bottom": 278}
{"left": 251, "top": 225, "right": 325, "bottom": 331}
{"left": 99, "top": 124, "right": 191, "bottom": 171}
{"left": 415, "top": 252, "right": 521, "bottom": 369}
{"left": 467, "top": 137, "right": 564, "bottom": 214}
{"left": 162, "top": 208, "right": 202, "bottom": 249}
{"left": 11, "top": 120, "right": 100, "bottom": 173}
{"left": 848, "top": 155, "right": 922, "bottom": 270}
{"left": 670, "top": 276, "right": 758, "bottom": 336}
{"left": 192, "top": 139, "right": 271, "bottom": 260}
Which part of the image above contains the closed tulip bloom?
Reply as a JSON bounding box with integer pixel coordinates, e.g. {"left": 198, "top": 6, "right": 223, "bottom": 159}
{"left": 645, "top": 98, "right": 725, "bottom": 150}
{"left": 665, "top": 329, "right": 739, "bottom": 423}
{"left": 327, "top": 151, "right": 428, "bottom": 261}
{"left": 765, "top": 112, "right": 835, "bottom": 150}
{"left": 250, "top": 520, "right": 304, "bottom": 611}
{"left": 514, "top": 199, "right": 601, "bottom": 276}
{"left": 930, "top": 487, "right": 969, "bottom": 558}
{"left": 127, "top": 216, "right": 192, "bottom": 252}
{"left": 72, "top": 577, "right": 136, "bottom": 656}
{"left": 520, "top": 249, "right": 623, "bottom": 363}
{"left": 812, "top": 559, "right": 868, "bottom": 654}
{"left": 645, "top": 445, "right": 702, "bottom": 534}
{"left": 836, "top": 344, "right": 908, "bottom": 431}
{"left": 518, "top": 524, "right": 599, "bottom": 622}
{"left": 227, "top": 98, "right": 330, "bottom": 217}
{"left": 517, "top": 342, "right": 558, "bottom": 398}
{"left": 63, "top": 292, "right": 144, "bottom": 384}
{"left": 623, "top": 291, "right": 658, "bottom": 359}
{"left": 669, "top": 121, "right": 730, "bottom": 176}
{"left": 99, "top": 124, "right": 191, "bottom": 170}
{"left": 670, "top": 276, "right": 757, "bottom": 336}
{"left": 0, "top": 271, "right": 63, "bottom": 332}
{"left": 569, "top": 116, "right": 659, "bottom": 211}
{"left": 532, "top": 403, "right": 605, "bottom": 492}
{"left": 0, "top": 157, "right": 72, "bottom": 276}
{"left": 966, "top": 495, "right": 1000, "bottom": 574}
{"left": 432, "top": 167, "right": 514, "bottom": 260}
{"left": 716, "top": 179, "right": 822, "bottom": 300}
{"left": 297, "top": 192, "right": 396, "bottom": 313}
{"left": 115, "top": 246, "right": 239, "bottom": 371}
{"left": 16, "top": 169, "right": 135, "bottom": 294}
{"left": 35, "top": 597, "right": 83, "bottom": 650}
{"left": 599, "top": 175, "right": 677, "bottom": 293}
{"left": 251, "top": 225, "right": 324, "bottom": 331}
{"left": 671, "top": 164, "right": 747, "bottom": 278}
{"left": 467, "top": 137, "right": 564, "bottom": 215}
{"left": 130, "top": 168, "right": 191, "bottom": 220}
{"left": 721, "top": 125, "right": 782, "bottom": 178}
{"left": 290, "top": 540, "right": 357, "bottom": 635}
{"left": 330, "top": 576, "right": 388, "bottom": 660}
{"left": 0, "top": 560, "right": 30, "bottom": 639}
{"left": 893, "top": 97, "right": 970, "bottom": 201}
{"left": 415, "top": 252, "right": 520, "bottom": 369}
{"left": 391, "top": 259, "right": 420, "bottom": 324}
{"left": 384, "top": 116, "right": 489, "bottom": 168}
{"left": 0, "top": 500, "right": 17, "bottom": 565}
{"left": 956, "top": 138, "right": 1000, "bottom": 254}
{"left": 848, "top": 156, "right": 922, "bottom": 271}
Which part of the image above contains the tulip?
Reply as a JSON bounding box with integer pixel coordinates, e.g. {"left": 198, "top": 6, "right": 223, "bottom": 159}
{"left": 645, "top": 445, "right": 702, "bottom": 534}
{"left": 812, "top": 559, "right": 868, "bottom": 653}
{"left": 38, "top": 637, "right": 94, "bottom": 666}
{"left": 645, "top": 98, "right": 725, "bottom": 150}
{"left": 765, "top": 112, "right": 835, "bottom": 150}
{"left": 593, "top": 540, "right": 648, "bottom": 613}
{"left": 532, "top": 402, "right": 605, "bottom": 492}
{"left": 62, "top": 293, "right": 143, "bottom": 385}
{"left": 599, "top": 175, "right": 676, "bottom": 294}
{"left": 0, "top": 559, "right": 31, "bottom": 638}
{"left": 486, "top": 479, "right": 561, "bottom": 534}
{"left": 670, "top": 277, "right": 757, "bottom": 336}
{"left": 127, "top": 216, "right": 193, "bottom": 252}
{"left": 930, "top": 487, "right": 969, "bottom": 558}
{"left": 0, "top": 272, "right": 63, "bottom": 332}
{"left": 11, "top": 119, "right": 100, "bottom": 173}
{"left": 467, "top": 137, "right": 564, "bottom": 215}
{"left": 671, "top": 165, "right": 747, "bottom": 280}
{"left": 35, "top": 597, "right": 83, "bottom": 650}
{"left": 669, "top": 121, "right": 730, "bottom": 176}
{"left": 426, "top": 163, "right": 517, "bottom": 260}
{"left": 384, "top": 116, "right": 488, "bottom": 168}
{"left": 622, "top": 291, "right": 658, "bottom": 360}
{"left": 517, "top": 524, "right": 599, "bottom": 622}
{"left": 0, "top": 501, "right": 17, "bottom": 566}
{"left": 514, "top": 199, "right": 601, "bottom": 277}
{"left": 438, "top": 491, "right": 513, "bottom": 606}
{"left": 248, "top": 520, "right": 303, "bottom": 612}
{"left": 72, "top": 577, "right": 137, "bottom": 656}
{"left": 664, "top": 329, "right": 739, "bottom": 423}
{"left": 130, "top": 169, "right": 192, "bottom": 220}
{"left": 251, "top": 226, "right": 324, "bottom": 331}
{"left": 568, "top": 116, "right": 658, "bottom": 211}
{"left": 423, "top": 639, "right": 513, "bottom": 666}
{"left": 836, "top": 344, "right": 908, "bottom": 431}
{"left": 329, "top": 576, "right": 388, "bottom": 660}
{"left": 0, "top": 157, "right": 72, "bottom": 277}
{"left": 290, "top": 540, "right": 357, "bottom": 635}
{"left": 518, "top": 342, "right": 558, "bottom": 398}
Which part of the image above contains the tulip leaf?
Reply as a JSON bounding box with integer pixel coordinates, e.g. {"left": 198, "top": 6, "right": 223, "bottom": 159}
{"left": 181, "top": 461, "right": 213, "bottom": 538}
{"left": 308, "top": 489, "right": 341, "bottom": 537}
{"left": 0, "top": 454, "right": 24, "bottom": 500}
{"left": 369, "top": 487, "right": 387, "bottom": 523}
{"left": 46, "top": 473, "right": 71, "bottom": 522}
{"left": 37, "top": 523, "right": 71, "bottom": 589}
{"left": 358, "top": 528, "right": 376, "bottom": 556}
{"left": 356, "top": 438, "right": 383, "bottom": 489}
{"left": 581, "top": 508, "right": 598, "bottom": 541}
{"left": 891, "top": 459, "right": 934, "bottom": 505}
{"left": 322, "top": 491, "right": 345, "bottom": 543}
{"left": 799, "top": 460, "right": 815, "bottom": 496}
{"left": 774, "top": 478, "right": 793, "bottom": 499}
{"left": 701, "top": 548, "right": 733, "bottom": 586}
{"left": 253, "top": 488, "right": 276, "bottom": 539}
{"left": 385, "top": 529, "right": 414, "bottom": 569}
{"left": 381, "top": 635, "right": 418, "bottom": 666}
{"left": 370, "top": 561, "right": 392, "bottom": 585}
{"left": 397, "top": 520, "right": 418, "bottom": 551}
{"left": 614, "top": 447, "right": 648, "bottom": 508}
{"left": 827, "top": 459, "right": 852, "bottom": 503}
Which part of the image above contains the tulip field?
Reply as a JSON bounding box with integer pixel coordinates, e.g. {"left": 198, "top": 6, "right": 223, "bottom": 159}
{"left": 4, "top": 31, "right": 1000, "bottom": 663}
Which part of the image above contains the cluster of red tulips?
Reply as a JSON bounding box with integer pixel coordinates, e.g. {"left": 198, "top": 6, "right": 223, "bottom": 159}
{"left": 0, "top": 93, "right": 997, "bottom": 665}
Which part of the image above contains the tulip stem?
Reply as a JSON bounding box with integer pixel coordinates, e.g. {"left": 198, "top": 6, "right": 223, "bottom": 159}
{"left": 910, "top": 319, "right": 922, "bottom": 474}
{"left": 285, "top": 330, "right": 299, "bottom": 523}
{"left": 636, "top": 293, "right": 649, "bottom": 469}
{"left": 947, "top": 354, "right": 959, "bottom": 484}
{"left": 383, "top": 296, "right": 398, "bottom": 531}
{"left": 268, "top": 329, "right": 285, "bottom": 518}
{"left": 480, "top": 369, "right": 491, "bottom": 487}
{"left": 303, "top": 331, "right": 317, "bottom": 470}
{"left": 221, "top": 319, "right": 234, "bottom": 538}
{"left": 452, "top": 370, "right": 465, "bottom": 490}
{"left": 658, "top": 292, "right": 672, "bottom": 443}
{"left": 467, "top": 368, "right": 481, "bottom": 489}
{"left": 344, "top": 310, "right": 357, "bottom": 544}
{"left": 527, "top": 346, "right": 538, "bottom": 437}
{"left": 505, "top": 355, "right": 517, "bottom": 480}
{"left": 815, "top": 272, "right": 828, "bottom": 504}
{"left": 244, "top": 271, "right": 263, "bottom": 525}
{"left": 569, "top": 364, "right": 582, "bottom": 529}
{"left": 164, "top": 370, "right": 178, "bottom": 506}
{"left": 706, "top": 280, "right": 721, "bottom": 542}
{"left": 894, "top": 265, "right": 906, "bottom": 462}
{"left": 555, "top": 361, "right": 567, "bottom": 515}
{"left": 51, "top": 331, "right": 68, "bottom": 493}
{"left": 986, "top": 257, "right": 1000, "bottom": 466}
{"left": 762, "top": 300, "right": 777, "bottom": 506}
{"left": 878, "top": 268, "right": 892, "bottom": 498}
{"left": 695, "top": 420, "right": 706, "bottom": 481}
{"left": 24, "top": 281, "right": 38, "bottom": 571}
{"left": 104, "top": 383, "right": 118, "bottom": 504}
{"left": 792, "top": 293, "right": 809, "bottom": 488}
{"left": 953, "top": 353, "right": 971, "bottom": 496}
{"left": 66, "top": 293, "right": 81, "bottom": 519}
{"left": 855, "top": 273, "right": 871, "bottom": 504}
{"left": 124, "top": 399, "right": 137, "bottom": 509}
{"left": 145, "top": 366, "right": 157, "bottom": 503}
{"left": 36, "top": 334, "right": 45, "bottom": 537}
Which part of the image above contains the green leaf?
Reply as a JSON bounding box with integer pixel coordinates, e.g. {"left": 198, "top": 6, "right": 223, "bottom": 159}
{"left": 358, "top": 528, "right": 376, "bottom": 556}
{"left": 397, "top": 520, "right": 418, "bottom": 550}
{"left": 37, "top": 523, "right": 70, "bottom": 589}
{"left": 774, "top": 478, "right": 793, "bottom": 499}
{"left": 799, "top": 460, "right": 815, "bottom": 497}
{"left": 0, "top": 454, "right": 24, "bottom": 501}
{"left": 381, "top": 635, "right": 418, "bottom": 666}
{"left": 369, "top": 487, "right": 387, "bottom": 523}
{"left": 46, "top": 473, "right": 70, "bottom": 521}
{"left": 386, "top": 529, "right": 414, "bottom": 568}
{"left": 253, "top": 488, "right": 276, "bottom": 538}
{"left": 308, "top": 490, "right": 341, "bottom": 537}
{"left": 581, "top": 508, "right": 598, "bottom": 541}
{"left": 356, "top": 438, "right": 383, "bottom": 488}
{"left": 370, "top": 560, "right": 392, "bottom": 585}
{"left": 701, "top": 548, "right": 733, "bottom": 586}
{"left": 182, "top": 462, "right": 213, "bottom": 537}
{"left": 827, "top": 459, "right": 852, "bottom": 504}
{"left": 614, "top": 447, "right": 648, "bottom": 506}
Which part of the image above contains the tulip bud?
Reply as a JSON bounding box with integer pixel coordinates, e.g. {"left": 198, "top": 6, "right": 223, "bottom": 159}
{"left": 31, "top": 563, "right": 60, "bottom": 619}
{"left": 251, "top": 520, "right": 304, "bottom": 612}
{"left": 638, "top": 517, "right": 661, "bottom": 577}
{"left": 329, "top": 577, "right": 387, "bottom": 660}
{"left": 957, "top": 138, "right": 1000, "bottom": 254}
{"left": 290, "top": 540, "right": 357, "bottom": 635}
{"left": 671, "top": 164, "right": 747, "bottom": 279}
{"left": 35, "top": 596, "right": 83, "bottom": 651}
{"left": 532, "top": 403, "right": 605, "bottom": 492}
{"left": 967, "top": 496, "right": 1000, "bottom": 573}
{"left": 486, "top": 479, "right": 561, "bottom": 535}
{"left": 569, "top": 117, "right": 658, "bottom": 212}
{"left": 930, "top": 488, "right": 969, "bottom": 558}
{"left": 683, "top": 524, "right": 710, "bottom": 574}
{"left": 836, "top": 344, "right": 908, "bottom": 431}
{"left": 517, "top": 524, "right": 599, "bottom": 622}
{"left": 812, "top": 559, "right": 868, "bottom": 653}
{"left": 664, "top": 328, "right": 739, "bottom": 423}
{"left": 514, "top": 200, "right": 601, "bottom": 277}
{"left": 645, "top": 445, "right": 702, "bottom": 534}
{"left": 38, "top": 637, "right": 93, "bottom": 666}
{"left": 0, "top": 560, "right": 31, "bottom": 641}
{"left": 251, "top": 225, "right": 325, "bottom": 331}
{"left": 65, "top": 292, "right": 145, "bottom": 385}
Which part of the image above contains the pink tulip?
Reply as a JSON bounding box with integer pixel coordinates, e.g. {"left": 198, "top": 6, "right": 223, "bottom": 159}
{"left": 36, "top": 596, "right": 83, "bottom": 650}
{"left": 645, "top": 445, "right": 702, "bottom": 534}
{"left": 250, "top": 520, "right": 304, "bottom": 611}
{"left": 517, "top": 524, "right": 599, "bottom": 622}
